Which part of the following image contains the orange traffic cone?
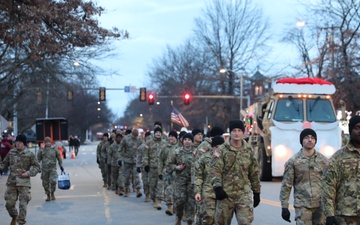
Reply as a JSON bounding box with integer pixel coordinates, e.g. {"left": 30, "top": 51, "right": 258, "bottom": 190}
{"left": 71, "top": 147, "right": 76, "bottom": 159}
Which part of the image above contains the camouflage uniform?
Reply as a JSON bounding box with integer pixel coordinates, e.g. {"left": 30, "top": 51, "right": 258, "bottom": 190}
{"left": 108, "top": 141, "right": 123, "bottom": 192}
{"left": 96, "top": 140, "right": 107, "bottom": 185}
{"left": 322, "top": 143, "right": 360, "bottom": 224}
{"left": 103, "top": 141, "right": 112, "bottom": 187}
{"left": 157, "top": 141, "right": 179, "bottom": 207}
{"left": 37, "top": 146, "right": 63, "bottom": 195}
{"left": 0, "top": 147, "right": 41, "bottom": 224}
{"left": 119, "top": 134, "right": 142, "bottom": 194}
{"left": 194, "top": 148, "right": 216, "bottom": 225}
{"left": 211, "top": 139, "right": 260, "bottom": 225}
{"left": 137, "top": 142, "right": 149, "bottom": 197}
{"left": 280, "top": 149, "right": 327, "bottom": 225}
{"left": 167, "top": 146, "right": 196, "bottom": 224}
{"left": 142, "top": 135, "right": 166, "bottom": 201}
{"left": 193, "top": 137, "right": 212, "bottom": 224}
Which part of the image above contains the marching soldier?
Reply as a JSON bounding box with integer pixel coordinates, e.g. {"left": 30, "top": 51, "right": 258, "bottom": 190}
{"left": 167, "top": 133, "right": 196, "bottom": 225}
{"left": 210, "top": 120, "right": 261, "bottom": 225}
{"left": 142, "top": 127, "right": 167, "bottom": 209}
{"left": 108, "top": 133, "right": 123, "bottom": 194}
{"left": 0, "top": 134, "right": 41, "bottom": 225}
{"left": 97, "top": 133, "right": 109, "bottom": 188}
{"left": 137, "top": 131, "right": 152, "bottom": 201}
{"left": 157, "top": 130, "right": 179, "bottom": 216}
{"left": 37, "top": 137, "right": 64, "bottom": 201}
{"left": 119, "top": 129, "right": 143, "bottom": 197}
{"left": 322, "top": 115, "right": 360, "bottom": 225}
{"left": 280, "top": 129, "right": 327, "bottom": 224}
{"left": 194, "top": 136, "right": 224, "bottom": 225}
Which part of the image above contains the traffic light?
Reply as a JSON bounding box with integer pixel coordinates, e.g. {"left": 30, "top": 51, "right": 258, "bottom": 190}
{"left": 183, "top": 92, "right": 191, "bottom": 105}
{"left": 148, "top": 93, "right": 154, "bottom": 105}
{"left": 139, "top": 88, "right": 146, "bottom": 102}
{"left": 99, "top": 87, "right": 106, "bottom": 101}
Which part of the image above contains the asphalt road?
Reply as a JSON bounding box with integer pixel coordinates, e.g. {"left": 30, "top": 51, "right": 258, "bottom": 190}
{"left": 0, "top": 142, "right": 295, "bottom": 225}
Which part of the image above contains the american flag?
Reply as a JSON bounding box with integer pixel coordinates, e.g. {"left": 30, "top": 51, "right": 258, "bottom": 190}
{"left": 171, "top": 107, "right": 189, "bottom": 127}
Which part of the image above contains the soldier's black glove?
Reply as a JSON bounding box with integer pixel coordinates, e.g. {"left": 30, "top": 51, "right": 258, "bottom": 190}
{"left": 281, "top": 208, "right": 291, "bottom": 222}
{"left": 253, "top": 192, "right": 260, "bottom": 208}
{"left": 144, "top": 165, "right": 150, "bottom": 172}
{"left": 158, "top": 174, "right": 163, "bottom": 180}
{"left": 117, "top": 160, "right": 122, "bottom": 167}
{"left": 326, "top": 216, "right": 339, "bottom": 225}
{"left": 60, "top": 166, "right": 64, "bottom": 172}
{"left": 136, "top": 167, "right": 141, "bottom": 173}
{"left": 96, "top": 158, "right": 100, "bottom": 164}
{"left": 214, "top": 186, "right": 228, "bottom": 200}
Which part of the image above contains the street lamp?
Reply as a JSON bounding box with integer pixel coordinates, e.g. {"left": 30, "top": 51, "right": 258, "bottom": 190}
{"left": 220, "top": 68, "right": 244, "bottom": 120}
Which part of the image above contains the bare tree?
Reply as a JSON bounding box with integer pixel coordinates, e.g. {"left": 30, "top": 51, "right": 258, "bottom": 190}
{"left": 296, "top": 0, "right": 360, "bottom": 112}
{"left": 193, "top": 0, "right": 270, "bottom": 124}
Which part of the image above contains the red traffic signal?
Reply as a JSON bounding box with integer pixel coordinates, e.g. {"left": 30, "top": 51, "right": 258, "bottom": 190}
{"left": 148, "top": 93, "right": 155, "bottom": 105}
{"left": 183, "top": 92, "right": 191, "bottom": 105}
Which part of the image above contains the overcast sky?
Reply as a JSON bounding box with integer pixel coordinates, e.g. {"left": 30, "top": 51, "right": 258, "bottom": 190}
{"left": 94, "top": 0, "right": 303, "bottom": 118}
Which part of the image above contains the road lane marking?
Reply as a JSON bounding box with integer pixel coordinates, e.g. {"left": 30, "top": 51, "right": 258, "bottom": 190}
{"left": 261, "top": 198, "right": 295, "bottom": 210}
{"left": 102, "top": 188, "right": 112, "bottom": 223}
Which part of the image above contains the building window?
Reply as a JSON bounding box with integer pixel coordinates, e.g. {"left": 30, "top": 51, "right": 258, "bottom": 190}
{"left": 255, "top": 85, "right": 263, "bottom": 96}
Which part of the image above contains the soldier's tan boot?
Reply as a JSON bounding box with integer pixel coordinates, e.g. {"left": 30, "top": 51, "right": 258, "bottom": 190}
{"left": 51, "top": 192, "right": 56, "bottom": 200}
{"left": 144, "top": 194, "right": 150, "bottom": 202}
{"left": 10, "top": 216, "right": 17, "bottom": 225}
{"left": 103, "top": 181, "right": 107, "bottom": 188}
{"left": 124, "top": 188, "right": 130, "bottom": 197}
{"left": 115, "top": 187, "right": 120, "bottom": 195}
{"left": 153, "top": 199, "right": 162, "bottom": 210}
{"left": 175, "top": 217, "right": 181, "bottom": 225}
{"left": 165, "top": 204, "right": 173, "bottom": 215}
{"left": 135, "top": 188, "right": 142, "bottom": 198}
{"left": 45, "top": 194, "right": 51, "bottom": 201}
{"left": 182, "top": 214, "right": 186, "bottom": 222}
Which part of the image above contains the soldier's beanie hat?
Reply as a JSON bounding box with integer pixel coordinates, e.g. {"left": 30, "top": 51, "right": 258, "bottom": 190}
{"left": 44, "top": 136, "right": 52, "bottom": 142}
{"left": 191, "top": 129, "right": 202, "bottom": 136}
{"left": 229, "top": 120, "right": 245, "bottom": 132}
{"left": 154, "top": 121, "right": 162, "bottom": 128}
{"left": 211, "top": 136, "right": 225, "bottom": 147}
{"left": 182, "top": 133, "right": 194, "bottom": 143}
{"left": 169, "top": 131, "right": 178, "bottom": 139}
{"left": 349, "top": 115, "right": 360, "bottom": 134}
{"left": 179, "top": 131, "right": 187, "bottom": 139}
{"left": 210, "top": 126, "right": 224, "bottom": 137}
{"left": 154, "top": 127, "right": 162, "bottom": 133}
{"left": 145, "top": 131, "right": 151, "bottom": 137}
{"left": 300, "top": 128, "right": 317, "bottom": 145}
{"left": 15, "top": 134, "right": 27, "bottom": 145}
{"left": 103, "top": 133, "right": 109, "bottom": 137}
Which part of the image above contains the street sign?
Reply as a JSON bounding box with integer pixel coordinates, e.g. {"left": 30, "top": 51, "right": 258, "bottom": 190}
{"left": 124, "top": 86, "right": 130, "bottom": 93}
{"left": 130, "top": 86, "right": 137, "bottom": 92}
